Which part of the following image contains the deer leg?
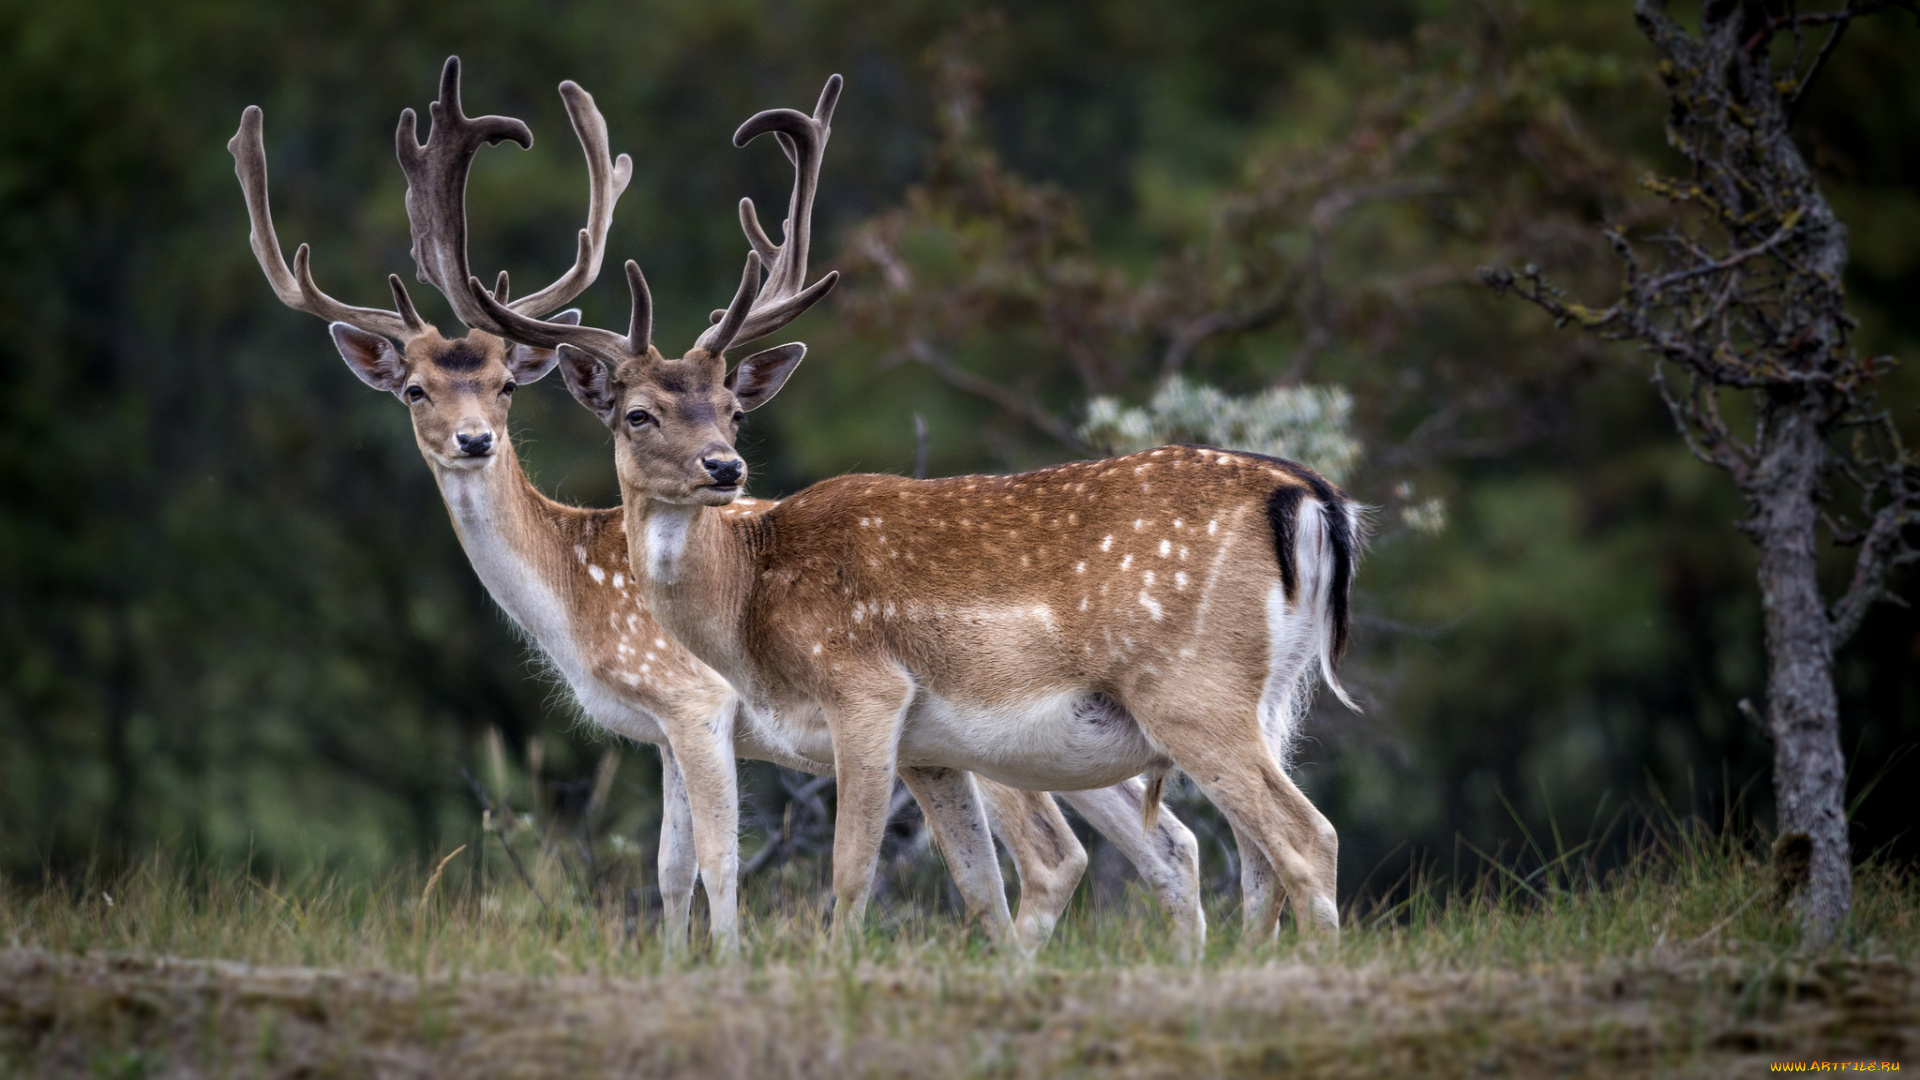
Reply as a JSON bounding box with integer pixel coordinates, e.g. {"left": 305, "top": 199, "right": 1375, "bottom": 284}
{"left": 899, "top": 767, "right": 1019, "bottom": 950}
{"left": 823, "top": 680, "right": 912, "bottom": 946}
{"left": 1234, "top": 821, "right": 1285, "bottom": 946}
{"left": 1139, "top": 711, "right": 1338, "bottom": 941}
{"left": 1059, "top": 779, "right": 1206, "bottom": 959}
{"left": 656, "top": 745, "right": 698, "bottom": 956}
{"left": 662, "top": 698, "right": 743, "bottom": 958}
{"left": 977, "top": 779, "right": 1086, "bottom": 954}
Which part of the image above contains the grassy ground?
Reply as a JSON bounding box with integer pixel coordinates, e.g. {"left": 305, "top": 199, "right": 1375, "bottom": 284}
{"left": 2, "top": 828, "right": 1914, "bottom": 1078}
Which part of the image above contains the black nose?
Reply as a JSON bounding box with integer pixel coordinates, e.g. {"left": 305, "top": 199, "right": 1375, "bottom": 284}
{"left": 702, "top": 457, "right": 744, "bottom": 486}
{"left": 457, "top": 431, "right": 493, "bottom": 456}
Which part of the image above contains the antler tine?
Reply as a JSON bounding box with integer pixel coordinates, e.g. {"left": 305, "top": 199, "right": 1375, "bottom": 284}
{"left": 694, "top": 74, "right": 843, "bottom": 355}
{"left": 505, "top": 80, "right": 635, "bottom": 316}
{"left": 229, "top": 105, "right": 423, "bottom": 340}
{"left": 465, "top": 257, "right": 651, "bottom": 361}
{"left": 396, "top": 56, "right": 533, "bottom": 330}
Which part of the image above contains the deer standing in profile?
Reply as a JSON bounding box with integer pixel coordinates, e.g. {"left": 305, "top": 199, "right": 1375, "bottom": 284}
{"left": 231, "top": 59, "right": 1205, "bottom": 957}
{"left": 471, "top": 74, "right": 1365, "bottom": 948}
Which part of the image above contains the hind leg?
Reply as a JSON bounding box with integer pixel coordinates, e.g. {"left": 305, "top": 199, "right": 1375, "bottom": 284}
{"left": 1133, "top": 702, "right": 1338, "bottom": 939}
{"left": 899, "top": 766, "right": 1019, "bottom": 949}
{"left": 1235, "top": 823, "right": 1285, "bottom": 945}
{"left": 1059, "top": 780, "right": 1206, "bottom": 958}
{"left": 978, "top": 779, "right": 1087, "bottom": 953}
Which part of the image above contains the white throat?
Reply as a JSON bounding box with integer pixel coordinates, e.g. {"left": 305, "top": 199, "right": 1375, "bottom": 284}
{"left": 435, "top": 462, "right": 561, "bottom": 641}
{"left": 644, "top": 502, "right": 700, "bottom": 585}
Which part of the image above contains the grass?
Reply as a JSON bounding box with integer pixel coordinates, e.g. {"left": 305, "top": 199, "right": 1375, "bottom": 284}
{"left": 2, "top": 820, "right": 1915, "bottom": 1078}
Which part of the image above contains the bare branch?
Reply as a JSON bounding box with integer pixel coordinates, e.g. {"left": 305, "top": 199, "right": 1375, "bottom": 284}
{"left": 903, "top": 338, "right": 1087, "bottom": 451}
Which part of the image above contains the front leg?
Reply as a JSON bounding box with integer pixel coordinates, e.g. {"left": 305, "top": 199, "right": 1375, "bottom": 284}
{"left": 823, "top": 677, "right": 913, "bottom": 946}
{"left": 660, "top": 694, "right": 743, "bottom": 959}
{"left": 899, "top": 767, "right": 1018, "bottom": 950}
{"left": 656, "top": 745, "right": 698, "bottom": 956}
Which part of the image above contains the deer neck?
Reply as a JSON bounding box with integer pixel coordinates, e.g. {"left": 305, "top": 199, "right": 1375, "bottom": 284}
{"left": 429, "top": 443, "right": 579, "bottom": 648}
{"left": 629, "top": 495, "right": 755, "bottom": 682}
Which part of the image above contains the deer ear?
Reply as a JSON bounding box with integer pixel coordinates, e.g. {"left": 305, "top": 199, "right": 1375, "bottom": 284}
{"left": 557, "top": 344, "right": 618, "bottom": 427}
{"left": 504, "top": 309, "right": 580, "bottom": 384}
{"left": 330, "top": 323, "right": 408, "bottom": 394}
{"left": 727, "top": 342, "right": 806, "bottom": 412}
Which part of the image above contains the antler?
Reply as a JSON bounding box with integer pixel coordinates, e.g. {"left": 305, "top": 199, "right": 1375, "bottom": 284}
{"left": 695, "top": 74, "right": 843, "bottom": 355}
{"left": 229, "top": 104, "right": 427, "bottom": 340}
{"left": 466, "top": 256, "right": 657, "bottom": 361}
{"left": 396, "top": 56, "right": 634, "bottom": 327}
{"left": 463, "top": 74, "right": 843, "bottom": 365}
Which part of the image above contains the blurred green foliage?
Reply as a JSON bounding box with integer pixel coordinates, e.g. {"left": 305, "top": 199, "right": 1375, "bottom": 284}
{"left": 1, "top": 0, "right": 1914, "bottom": 909}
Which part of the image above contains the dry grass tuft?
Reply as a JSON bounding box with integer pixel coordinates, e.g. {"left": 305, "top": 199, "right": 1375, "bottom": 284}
{"left": 2, "top": 825, "right": 1914, "bottom": 1077}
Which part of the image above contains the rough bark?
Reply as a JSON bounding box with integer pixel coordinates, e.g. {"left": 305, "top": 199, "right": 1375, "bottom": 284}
{"left": 1751, "top": 396, "right": 1850, "bottom": 936}
{"left": 1486, "top": 0, "right": 1920, "bottom": 944}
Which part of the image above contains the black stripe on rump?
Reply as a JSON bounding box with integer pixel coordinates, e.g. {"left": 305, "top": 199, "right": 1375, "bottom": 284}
{"left": 1194, "top": 444, "right": 1355, "bottom": 663}
{"left": 1266, "top": 485, "right": 1305, "bottom": 603}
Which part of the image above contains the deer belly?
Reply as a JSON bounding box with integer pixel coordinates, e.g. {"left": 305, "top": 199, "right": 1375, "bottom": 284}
{"left": 898, "top": 690, "right": 1165, "bottom": 791}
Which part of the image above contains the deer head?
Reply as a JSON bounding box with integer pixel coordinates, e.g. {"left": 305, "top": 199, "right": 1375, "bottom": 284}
{"left": 461, "top": 76, "right": 842, "bottom": 504}
{"left": 230, "top": 57, "right": 632, "bottom": 471}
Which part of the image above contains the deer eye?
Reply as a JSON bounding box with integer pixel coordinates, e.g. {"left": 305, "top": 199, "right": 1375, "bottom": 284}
{"left": 627, "top": 408, "right": 655, "bottom": 428}
{"left": 501, "top": 381, "right": 516, "bottom": 396}
{"left": 732, "top": 411, "right": 744, "bottom": 426}
{"left": 406, "top": 386, "right": 426, "bottom": 403}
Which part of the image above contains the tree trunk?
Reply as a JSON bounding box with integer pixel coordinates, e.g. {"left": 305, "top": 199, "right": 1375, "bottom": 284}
{"left": 1751, "top": 394, "right": 1851, "bottom": 941}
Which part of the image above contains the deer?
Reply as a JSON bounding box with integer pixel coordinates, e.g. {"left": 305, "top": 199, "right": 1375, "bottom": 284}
{"left": 467, "top": 72, "right": 1366, "bottom": 949}
{"left": 230, "top": 58, "right": 1206, "bottom": 958}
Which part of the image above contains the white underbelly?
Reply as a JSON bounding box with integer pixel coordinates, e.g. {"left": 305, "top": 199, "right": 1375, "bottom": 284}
{"left": 736, "top": 704, "right": 837, "bottom": 774}
{"left": 899, "top": 690, "right": 1167, "bottom": 791}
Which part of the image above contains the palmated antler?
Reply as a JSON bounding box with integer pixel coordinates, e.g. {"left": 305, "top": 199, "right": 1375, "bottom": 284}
{"left": 229, "top": 105, "right": 428, "bottom": 340}
{"left": 397, "top": 56, "right": 634, "bottom": 325}
{"left": 696, "top": 74, "right": 843, "bottom": 355}
{"left": 465, "top": 75, "right": 844, "bottom": 364}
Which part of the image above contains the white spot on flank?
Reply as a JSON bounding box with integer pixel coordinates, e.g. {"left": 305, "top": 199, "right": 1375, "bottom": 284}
{"left": 1143, "top": 571, "right": 1155, "bottom": 586}
{"left": 612, "top": 573, "right": 624, "bottom": 589}
{"left": 1159, "top": 539, "right": 1171, "bottom": 557}
{"left": 1133, "top": 519, "right": 1145, "bottom": 530}
{"left": 1175, "top": 571, "right": 1190, "bottom": 590}
{"left": 812, "top": 643, "right": 823, "bottom": 655}
{"left": 1075, "top": 561, "right": 1086, "bottom": 573}
{"left": 1208, "top": 519, "right": 1219, "bottom": 536}
{"left": 1079, "top": 597, "right": 1089, "bottom": 611}
{"left": 1120, "top": 554, "right": 1133, "bottom": 570}
{"left": 1173, "top": 518, "right": 1183, "bottom": 529}
{"left": 574, "top": 545, "right": 588, "bottom": 564}
{"left": 1100, "top": 535, "right": 1114, "bottom": 552}
{"left": 587, "top": 564, "right": 606, "bottom": 584}
{"left": 653, "top": 638, "right": 666, "bottom": 649}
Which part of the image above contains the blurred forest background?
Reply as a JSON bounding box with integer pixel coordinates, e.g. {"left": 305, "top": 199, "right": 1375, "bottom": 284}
{"left": 3, "top": 0, "right": 1916, "bottom": 914}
